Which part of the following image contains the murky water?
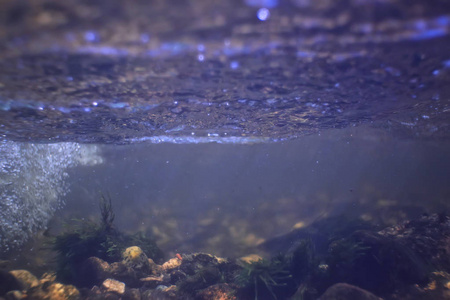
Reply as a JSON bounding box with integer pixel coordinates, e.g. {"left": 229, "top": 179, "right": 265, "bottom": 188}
{"left": 59, "top": 126, "right": 450, "bottom": 259}
{"left": 0, "top": 0, "right": 450, "bottom": 299}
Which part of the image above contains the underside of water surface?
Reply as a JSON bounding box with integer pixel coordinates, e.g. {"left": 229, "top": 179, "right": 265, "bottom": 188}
{"left": 1, "top": 0, "right": 450, "bottom": 299}
{"left": 0, "top": 0, "right": 449, "bottom": 143}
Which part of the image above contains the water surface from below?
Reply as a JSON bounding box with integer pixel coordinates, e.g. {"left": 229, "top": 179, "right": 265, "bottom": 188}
{"left": 0, "top": 0, "right": 449, "bottom": 143}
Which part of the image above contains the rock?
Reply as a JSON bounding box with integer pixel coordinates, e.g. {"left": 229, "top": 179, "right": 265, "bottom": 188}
{"left": 46, "top": 283, "right": 80, "bottom": 299}
{"left": 167, "top": 270, "right": 186, "bottom": 285}
{"left": 122, "top": 247, "right": 151, "bottom": 273}
{"left": 318, "top": 283, "right": 381, "bottom": 300}
{"left": 102, "top": 279, "right": 125, "bottom": 295}
{"left": 196, "top": 283, "right": 237, "bottom": 300}
{"left": 81, "top": 257, "right": 112, "bottom": 287}
{"left": 178, "top": 253, "right": 227, "bottom": 276}
{"left": 109, "top": 262, "right": 139, "bottom": 287}
{"left": 178, "top": 266, "right": 221, "bottom": 293}
{"left": 27, "top": 282, "right": 80, "bottom": 300}
{"left": 161, "top": 258, "right": 181, "bottom": 271}
{"left": 9, "top": 270, "right": 39, "bottom": 290}
{"left": 81, "top": 257, "right": 139, "bottom": 287}
{"left": 140, "top": 275, "right": 165, "bottom": 289}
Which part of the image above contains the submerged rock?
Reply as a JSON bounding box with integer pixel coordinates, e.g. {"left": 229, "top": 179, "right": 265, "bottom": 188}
{"left": 4, "top": 214, "right": 450, "bottom": 299}
{"left": 122, "top": 246, "right": 152, "bottom": 275}
{"left": 1, "top": 269, "right": 80, "bottom": 299}
{"left": 258, "top": 213, "right": 450, "bottom": 299}
{"left": 81, "top": 257, "right": 140, "bottom": 288}
{"left": 102, "top": 279, "right": 125, "bottom": 295}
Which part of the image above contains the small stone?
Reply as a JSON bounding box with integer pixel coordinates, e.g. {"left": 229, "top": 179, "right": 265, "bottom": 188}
{"left": 161, "top": 258, "right": 181, "bottom": 271}
{"left": 318, "top": 283, "right": 381, "bottom": 300}
{"left": 102, "top": 278, "right": 125, "bottom": 295}
{"left": 140, "top": 275, "right": 164, "bottom": 289}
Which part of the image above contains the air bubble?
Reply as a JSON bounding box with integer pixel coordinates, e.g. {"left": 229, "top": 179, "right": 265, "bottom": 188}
{"left": 257, "top": 8, "right": 270, "bottom": 21}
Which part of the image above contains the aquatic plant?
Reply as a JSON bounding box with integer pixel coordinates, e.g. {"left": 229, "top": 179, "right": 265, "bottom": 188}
{"left": 99, "top": 193, "right": 115, "bottom": 231}
{"left": 235, "top": 256, "right": 295, "bottom": 300}
{"left": 50, "top": 194, "right": 163, "bottom": 285}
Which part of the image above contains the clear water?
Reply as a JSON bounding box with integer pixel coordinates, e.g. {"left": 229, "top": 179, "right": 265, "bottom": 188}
{"left": 0, "top": 0, "right": 450, "bottom": 297}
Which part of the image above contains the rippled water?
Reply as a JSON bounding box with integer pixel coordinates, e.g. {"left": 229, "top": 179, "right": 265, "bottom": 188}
{"left": 0, "top": 0, "right": 449, "bottom": 143}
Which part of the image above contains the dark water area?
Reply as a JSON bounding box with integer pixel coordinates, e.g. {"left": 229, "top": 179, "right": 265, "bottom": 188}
{"left": 1, "top": 0, "right": 450, "bottom": 299}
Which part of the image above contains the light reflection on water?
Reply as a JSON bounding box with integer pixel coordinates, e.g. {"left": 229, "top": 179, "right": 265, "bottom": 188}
{"left": 0, "top": 0, "right": 449, "bottom": 143}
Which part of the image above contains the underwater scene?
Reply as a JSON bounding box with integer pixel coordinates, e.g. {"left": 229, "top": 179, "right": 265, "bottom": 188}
{"left": 1, "top": 0, "right": 450, "bottom": 299}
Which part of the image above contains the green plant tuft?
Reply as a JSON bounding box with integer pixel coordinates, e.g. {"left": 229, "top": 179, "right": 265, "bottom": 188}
{"left": 235, "top": 256, "right": 295, "bottom": 300}
{"left": 50, "top": 194, "right": 163, "bottom": 286}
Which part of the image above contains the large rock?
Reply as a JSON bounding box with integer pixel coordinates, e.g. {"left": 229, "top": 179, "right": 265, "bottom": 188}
{"left": 122, "top": 246, "right": 152, "bottom": 275}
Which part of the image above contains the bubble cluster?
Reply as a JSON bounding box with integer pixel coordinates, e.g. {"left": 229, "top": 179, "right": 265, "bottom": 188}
{"left": 0, "top": 141, "right": 103, "bottom": 253}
